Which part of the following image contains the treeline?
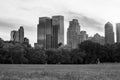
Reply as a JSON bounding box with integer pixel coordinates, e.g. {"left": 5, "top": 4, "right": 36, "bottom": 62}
{"left": 0, "top": 38, "right": 120, "bottom": 64}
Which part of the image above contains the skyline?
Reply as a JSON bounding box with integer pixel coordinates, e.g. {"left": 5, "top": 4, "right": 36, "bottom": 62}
{"left": 0, "top": 0, "right": 120, "bottom": 46}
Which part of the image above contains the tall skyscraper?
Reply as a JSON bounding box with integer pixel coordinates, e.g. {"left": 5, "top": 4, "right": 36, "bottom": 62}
{"left": 19, "top": 26, "right": 24, "bottom": 43}
{"left": 67, "top": 19, "right": 80, "bottom": 48}
{"left": 105, "top": 22, "right": 114, "bottom": 44}
{"left": 116, "top": 23, "right": 120, "bottom": 43}
{"left": 36, "top": 16, "right": 64, "bottom": 49}
{"left": 37, "top": 17, "right": 52, "bottom": 49}
{"left": 52, "top": 16, "right": 64, "bottom": 48}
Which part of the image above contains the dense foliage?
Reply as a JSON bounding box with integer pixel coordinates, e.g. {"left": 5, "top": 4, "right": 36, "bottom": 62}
{"left": 0, "top": 38, "right": 120, "bottom": 64}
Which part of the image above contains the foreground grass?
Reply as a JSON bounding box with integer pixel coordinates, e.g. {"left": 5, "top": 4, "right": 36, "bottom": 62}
{"left": 0, "top": 64, "right": 120, "bottom": 80}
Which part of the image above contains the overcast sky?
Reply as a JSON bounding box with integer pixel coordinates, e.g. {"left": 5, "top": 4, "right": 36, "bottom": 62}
{"left": 0, "top": 0, "right": 120, "bottom": 46}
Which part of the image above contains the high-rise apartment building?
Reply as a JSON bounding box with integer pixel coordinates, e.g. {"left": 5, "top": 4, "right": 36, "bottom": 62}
{"left": 80, "top": 31, "right": 88, "bottom": 43}
{"left": 67, "top": 19, "right": 81, "bottom": 48}
{"left": 105, "top": 22, "right": 114, "bottom": 44}
{"left": 116, "top": 23, "right": 120, "bottom": 43}
{"left": 10, "top": 26, "right": 24, "bottom": 43}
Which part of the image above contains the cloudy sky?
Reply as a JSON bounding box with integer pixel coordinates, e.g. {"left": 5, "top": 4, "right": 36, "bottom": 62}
{"left": 0, "top": 0, "right": 120, "bottom": 46}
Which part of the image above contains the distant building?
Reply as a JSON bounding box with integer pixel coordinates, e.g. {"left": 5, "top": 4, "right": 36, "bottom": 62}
{"left": 105, "top": 22, "right": 114, "bottom": 44}
{"left": 79, "top": 31, "right": 88, "bottom": 43}
{"left": 10, "top": 26, "right": 25, "bottom": 43}
{"left": 52, "top": 16, "right": 64, "bottom": 48}
{"left": 11, "top": 30, "right": 17, "bottom": 41}
{"left": 89, "top": 33, "right": 105, "bottom": 45}
{"left": 15, "top": 31, "right": 19, "bottom": 42}
{"left": 116, "top": 23, "right": 120, "bottom": 43}
{"left": 67, "top": 19, "right": 81, "bottom": 49}
{"left": 19, "top": 26, "right": 24, "bottom": 43}
{"left": 10, "top": 30, "right": 19, "bottom": 42}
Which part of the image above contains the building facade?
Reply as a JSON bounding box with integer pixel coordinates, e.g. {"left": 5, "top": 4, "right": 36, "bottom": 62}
{"left": 105, "top": 22, "right": 114, "bottom": 44}
{"left": 79, "top": 31, "right": 88, "bottom": 43}
{"left": 67, "top": 19, "right": 81, "bottom": 48}
{"left": 116, "top": 23, "right": 120, "bottom": 43}
{"left": 19, "top": 26, "right": 24, "bottom": 43}
{"left": 11, "top": 30, "right": 17, "bottom": 41}
{"left": 37, "top": 17, "right": 52, "bottom": 49}
{"left": 89, "top": 33, "right": 105, "bottom": 45}
{"left": 52, "top": 16, "right": 64, "bottom": 48}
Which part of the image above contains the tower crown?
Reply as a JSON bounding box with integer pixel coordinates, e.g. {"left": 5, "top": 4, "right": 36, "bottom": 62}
{"left": 105, "top": 22, "right": 112, "bottom": 26}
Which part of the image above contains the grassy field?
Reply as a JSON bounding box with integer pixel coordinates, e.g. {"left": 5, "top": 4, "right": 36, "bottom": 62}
{"left": 0, "top": 64, "right": 120, "bottom": 80}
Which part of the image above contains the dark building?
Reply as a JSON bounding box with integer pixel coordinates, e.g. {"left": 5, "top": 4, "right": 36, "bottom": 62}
{"left": 36, "top": 16, "right": 64, "bottom": 49}
{"left": 67, "top": 19, "right": 81, "bottom": 48}
{"left": 52, "top": 16, "right": 64, "bottom": 48}
{"left": 105, "top": 22, "right": 114, "bottom": 44}
{"left": 116, "top": 23, "right": 120, "bottom": 43}
{"left": 37, "top": 17, "right": 52, "bottom": 49}
{"left": 18, "top": 26, "right": 24, "bottom": 43}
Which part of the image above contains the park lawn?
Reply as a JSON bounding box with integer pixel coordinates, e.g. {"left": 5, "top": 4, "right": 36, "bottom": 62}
{"left": 0, "top": 64, "right": 120, "bottom": 80}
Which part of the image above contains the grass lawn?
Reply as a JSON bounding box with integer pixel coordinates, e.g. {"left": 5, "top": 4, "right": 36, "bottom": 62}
{"left": 0, "top": 64, "right": 120, "bottom": 80}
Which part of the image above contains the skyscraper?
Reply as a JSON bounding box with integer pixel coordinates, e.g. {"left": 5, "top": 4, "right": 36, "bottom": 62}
{"left": 36, "top": 15, "right": 64, "bottom": 49}
{"left": 37, "top": 17, "right": 52, "bottom": 49}
{"left": 19, "top": 26, "right": 24, "bottom": 43}
{"left": 116, "top": 23, "right": 120, "bottom": 43}
{"left": 105, "top": 22, "right": 114, "bottom": 44}
{"left": 52, "top": 16, "right": 64, "bottom": 48}
{"left": 67, "top": 19, "right": 80, "bottom": 48}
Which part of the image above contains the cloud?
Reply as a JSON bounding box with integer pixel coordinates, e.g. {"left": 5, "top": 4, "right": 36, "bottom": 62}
{"left": 0, "top": 18, "right": 35, "bottom": 31}
{"left": 0, "top": 19, "right": 14, "bottom": 28}
{"left": 64, "top": 11, "right": 105, "bottom": 31}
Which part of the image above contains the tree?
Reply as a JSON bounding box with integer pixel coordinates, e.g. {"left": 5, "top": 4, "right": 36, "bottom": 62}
{"left": 59, "top": 49, "right": 71, "bottom": 64}
{"left": 26, "top": 48, "right": 46, "bottom": 64}
{"left": 70, "top": 49, "right": 86, "bottom": 64}
{"left": 45, "top": 49, "right": 62, "bottom": 64}
{"left": 78, "top": 40, "right": 102, "bottom": 64}
{"left": 8, "top": 43, "right": 28, "bottom": 64}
